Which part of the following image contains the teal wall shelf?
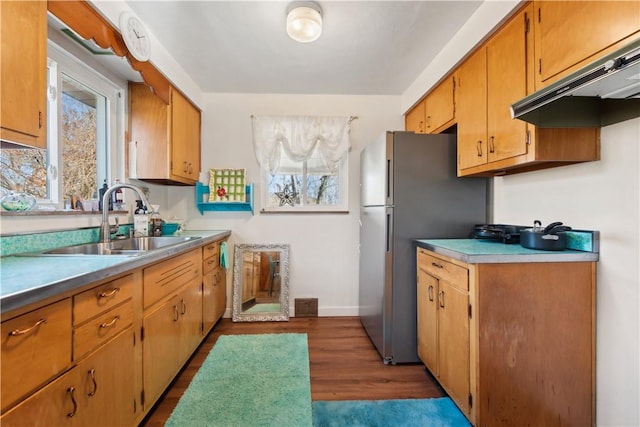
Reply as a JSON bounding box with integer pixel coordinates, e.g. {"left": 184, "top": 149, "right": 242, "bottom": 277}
{"left": 195, "top": 182, "right": 254, "bottom": 215}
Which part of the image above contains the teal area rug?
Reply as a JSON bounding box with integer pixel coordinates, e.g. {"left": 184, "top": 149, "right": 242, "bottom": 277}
{"left": 166, "top": 333, "right": 312, "bottom": 427}
{"left": 312, "top": 398, "right": 471, "bottom": 427}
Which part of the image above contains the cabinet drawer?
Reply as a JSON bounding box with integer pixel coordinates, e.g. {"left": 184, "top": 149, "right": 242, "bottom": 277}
{"left": 73, "top": 300, "right": 133, "bottom": 361}
{"left": 144, "top": 249, "right": 202, "bottom": 309}
{"left": 203, "top": 245, "right": 220, "bottom": 275}
{"left": 1, "top": 299, "right": 72, "bottom": 411}
{"left": 73, "top": 274, "right": 134, "bottom": 325}
{"left": 203, "top": 241, "right": 220, "bottom": 261}
{"left": 418, "top": 250, "right": 468, "bottom": 291}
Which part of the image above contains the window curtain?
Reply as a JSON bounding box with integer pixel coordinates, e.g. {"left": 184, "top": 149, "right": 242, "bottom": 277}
{"left": 251, "top": 115, "right": 353, "bottom": 173}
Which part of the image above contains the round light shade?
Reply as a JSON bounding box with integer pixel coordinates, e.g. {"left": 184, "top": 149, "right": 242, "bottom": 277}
{"left": 286, "top": 3, "right": 322, "bottom": 43}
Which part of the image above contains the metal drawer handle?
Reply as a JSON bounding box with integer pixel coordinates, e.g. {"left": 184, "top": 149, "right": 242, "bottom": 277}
{"left": 67, "top": 387, "right": 77, "bottom": 418}
{"left": 98, "top": 287, "right": 120, "bottom": 299}
{"left": 99, "top": 315, "right": 120, "bottom": 329}
{"left": 88, "top": 368, "right": 98, "bottom": 397}
{"left": 181, "top": 299, "right": 187, "bottom": 315}
{"left": 9, "top": 318, "right": 47, "bottom": 336}
{"left": 439, "top": 290, "right": 445, "bottom": 308}
{"left": 427, "top": 285, "right": 434, "bottom": 302}
{"left": 431, "top": 262, "right": 443, "bottom": 269}
{"left": 173, "top": 305, "right": 180, "bottom": 322}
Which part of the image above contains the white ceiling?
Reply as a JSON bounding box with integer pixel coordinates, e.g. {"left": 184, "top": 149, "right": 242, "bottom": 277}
{"left": 122, "top": 1, "right": 483, "bottom": 95}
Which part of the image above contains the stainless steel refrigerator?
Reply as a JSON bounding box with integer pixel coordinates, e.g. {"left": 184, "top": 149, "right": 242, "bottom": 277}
{"left": 359, "top": 131, "right": 487, "bottom": 364}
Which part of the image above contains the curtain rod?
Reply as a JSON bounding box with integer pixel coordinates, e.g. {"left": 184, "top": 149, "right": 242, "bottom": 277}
{"left": 250, "top": 115, "right": 358, "bottom": 121}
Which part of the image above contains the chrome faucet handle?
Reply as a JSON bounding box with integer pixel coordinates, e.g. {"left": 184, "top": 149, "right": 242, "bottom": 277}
{"left": 109, "top": 216, "right": 119, "bottom": 235}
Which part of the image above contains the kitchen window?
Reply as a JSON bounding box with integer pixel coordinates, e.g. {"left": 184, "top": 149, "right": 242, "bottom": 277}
{"left": 252, "top": 115, "right": 353, "bottom": 212}
{"left": 0, "top": 42, "right": 123, "bottom": 211}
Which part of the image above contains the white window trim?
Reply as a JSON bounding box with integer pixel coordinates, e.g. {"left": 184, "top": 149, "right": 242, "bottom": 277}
{"left": 45, "top": 41, "right": 125, "bottom": 207}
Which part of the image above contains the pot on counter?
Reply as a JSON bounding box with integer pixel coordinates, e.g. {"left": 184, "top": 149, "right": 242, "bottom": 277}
{"left": 520, "top": 220, "right": 572, "bottom": 251}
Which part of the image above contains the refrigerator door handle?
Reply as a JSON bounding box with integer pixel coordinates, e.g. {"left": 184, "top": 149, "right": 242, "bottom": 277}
{"left": 386, "top": 208, "right": 393, "bottom": 253}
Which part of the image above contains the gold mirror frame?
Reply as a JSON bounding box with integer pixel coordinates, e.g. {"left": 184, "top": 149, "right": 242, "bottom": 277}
{"left": 232, "top": 243, "right": 290, "bottom": 322}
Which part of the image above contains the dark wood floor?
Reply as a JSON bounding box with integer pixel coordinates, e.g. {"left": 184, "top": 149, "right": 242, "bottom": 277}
{"left": 140, "top": 317, "right": 444, "bottom": 426}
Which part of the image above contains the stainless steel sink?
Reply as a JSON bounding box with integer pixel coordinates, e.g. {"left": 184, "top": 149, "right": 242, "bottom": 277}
{"left": 34, "top": 236, "right": 201, "bottom": 256}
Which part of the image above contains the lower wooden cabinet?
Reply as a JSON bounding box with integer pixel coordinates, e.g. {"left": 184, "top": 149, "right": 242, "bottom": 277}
{"left": 142, "top": 279, "right": 203, "bottom": 410}
{"left": 417, "top": 250, "right": 471, "bottom": 416}
{"left": 1, "top": 329, "right": 134, "bottom": 427}
{"left": 1, "top": 299, "right": 72, "bottom": 412}
{"left": 1, "top": 237, "right": 228, "bottom": 426}
{"left": 416, "top": 247, "right": 596, "bottom": 426}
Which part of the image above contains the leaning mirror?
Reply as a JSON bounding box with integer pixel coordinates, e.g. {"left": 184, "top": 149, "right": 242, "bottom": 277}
{"left": 232, "top": 244, "right": 290, "bottom": 322}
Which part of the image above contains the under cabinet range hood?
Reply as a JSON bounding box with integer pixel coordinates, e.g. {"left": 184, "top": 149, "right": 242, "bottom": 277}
{"left": 511, "top": 38, "right": 640, "bottom": 128}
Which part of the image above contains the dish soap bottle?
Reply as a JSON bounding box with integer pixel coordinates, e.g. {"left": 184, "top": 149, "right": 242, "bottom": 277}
{"left": 150, "top": 206, "right": 163, "bottom": 237}
{"left": 133, "top": 200, "right": 149, "bottom": 237}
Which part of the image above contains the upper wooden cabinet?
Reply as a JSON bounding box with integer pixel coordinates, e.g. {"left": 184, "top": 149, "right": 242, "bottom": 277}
{"left": 424, "top": 76, "right": 455, "bottom": 133}
{"left": 129, "top": 83, "right": 201, "bottom": 185}
{"left": 457, "top": 3, "right": 600, "bottom": 177}
{"left": 0, "top": 1, "right": 47, "bottom": 148}
{"left": 534, "top": 1, "right": 640, "bottom": 88}
{"left": 405, "top": 76, "right": 455, "bottom": 134}
{"left": 405, "top": 99, "right": 426, "bottom": 134}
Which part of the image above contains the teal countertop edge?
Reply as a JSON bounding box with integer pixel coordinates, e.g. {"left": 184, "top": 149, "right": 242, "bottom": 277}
{"left": 0, "top": 230, "right": 231, "bottom": 316}
{"left": 415, "top": 239, "right": 599, "bottom": 264}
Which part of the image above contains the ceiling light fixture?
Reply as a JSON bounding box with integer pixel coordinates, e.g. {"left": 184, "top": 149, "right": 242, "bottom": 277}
{"left": 286, "top": 2, "right": 322, "bottom": 43}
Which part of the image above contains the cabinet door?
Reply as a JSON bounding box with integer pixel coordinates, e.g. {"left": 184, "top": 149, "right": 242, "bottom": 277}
{"left": 0, "top": 0, "right": 47, "bottom": 148}
{"left": 1, "top": 299, "right": 72, "bottom": 411}
{"left": 129, "top": 83, "right": 170, "bottom": 180}
{"left": 456, "top": 48, "right": 487, "bottom": 171}
{"left": 417, "top": 270, "right": 438, "bottom": 375}
{"left": 486, "top": 6, "right": 529, "bottom": 163}
{"left": 1, "top": 330, "right": 134, "bottom": 427}
{"left": 170, "top": 88, "right": 201, "bottom": 181}
{"left": 203, "top": 267, "right": 226, "bottom": 334}
{"left": 535, "top": 1, "right": 640, "bottom": 85}
{"left": 438, "top": 280, "right": 470, "bottom": 414}
{"left": 176, "top": 280, "right": 203, "bottom": 366}
{"left": 424, "top": 76, "right": 455, "bottom": 133}
{"left": 143, "top": 299, "right": 179, "bottom": 409}
{"left": 405, "top": 100, "right": 426, "bottom": 133}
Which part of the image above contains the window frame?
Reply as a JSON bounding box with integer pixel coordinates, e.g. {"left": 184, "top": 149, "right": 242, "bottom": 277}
{"left": 40, "top": 40, "right": 125, "bottom": 209}
{"left": 260, "top": 151, "right": 349, "bottom": 213}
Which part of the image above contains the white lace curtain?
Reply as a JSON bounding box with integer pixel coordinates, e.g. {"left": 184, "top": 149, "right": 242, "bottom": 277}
{"left": 251, "top": 115, "right": 354, "bottom": 173}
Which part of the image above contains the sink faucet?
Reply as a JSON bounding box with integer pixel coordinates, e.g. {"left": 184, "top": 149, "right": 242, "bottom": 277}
{"left": 100, "top": 183, "right": 152, "bottom": 243}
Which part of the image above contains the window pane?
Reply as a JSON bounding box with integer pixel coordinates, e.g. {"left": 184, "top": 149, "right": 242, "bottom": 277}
{"left": 268, "top": 173, "right": 302, "bottom": 207}
{"left": 307, "top": 173, "right": 339, "bottom": 205}
{"left": 0, "top": 148, "right": 47, "bottom": 198}
{"left": 61, "top": 76, "right": 104, "bottom": 201}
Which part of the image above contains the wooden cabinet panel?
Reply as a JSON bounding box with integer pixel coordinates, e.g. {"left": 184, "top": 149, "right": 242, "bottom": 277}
{"left": 1, "top": 329, "right": 134, "bottom": 427}
{"left": 0, "top": 1, "right": 47, "bottom": 148}
{"left": 416, "top": 249, "right": 471, "bottom": 417}
{"left": 1, "top": 299, "right": 72, "bottom": 411}
{"left": 456, "top": 47, "right": 487, "bottom": 171}
{"left": 534, "top": 1, "right": 640, "bottom": 86}
{"left": 73, "top": 274, "right": 134, "bottom": 325}
{"left": 143, "top": 279, "right": 203, "bottom": 410}
{"left": 73, "top": 300, "right": 133, "bottom": 361}
{"left": 405, "top": 100, "right": 426, "bottom": 134}
{"left": 203, "top": 241, "right": 226, "bottom": 334}
{"left": 129, "top": 83, "right": 201, "bottom": 185}
{"left": 418, "top": 251, "right": 468, "bottom": 291}
{"left": 143, "top": 249, "right": 201, "bottom": 309}
{"left": 486, "top": 8, "right": 529, "bottom": 163}
{"left": 176, "top": 280, "right": 203, "bottom": 366}
{"left": 416, "top": 272, "right": 438, "bottom": 374}
{"left": 424, "top": 76, "right": 455, "bottom": 133}
{"left": 437, "top": 280, "right": 470, "bottom": 414}
{"left": 202, "top": 242, "right": 221, "bottom": 275}
{"left": 475, "top": 262, "right": 595, "bottom": 426}
{"left": 170, "top": 89, "right": 201, "bottom": 182}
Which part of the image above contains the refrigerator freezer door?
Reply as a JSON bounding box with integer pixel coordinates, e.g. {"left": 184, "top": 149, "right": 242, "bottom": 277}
{"left": 359, "top": 205, "right": 392, "bottom": 361}
{"left": 360, "top": 132, "right": 392, "bottom": 207}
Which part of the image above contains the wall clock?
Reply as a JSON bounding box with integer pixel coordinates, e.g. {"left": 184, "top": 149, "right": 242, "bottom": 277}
{"left": 119, "top": 12, "right": 151, "bottom": 62}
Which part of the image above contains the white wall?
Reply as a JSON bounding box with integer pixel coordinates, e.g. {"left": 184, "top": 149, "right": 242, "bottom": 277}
{"left": 493, "top": 118, "right": 640, "bottom": 427}
{"left": 164, "top": 93, "right": 403, "bottom": 317}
